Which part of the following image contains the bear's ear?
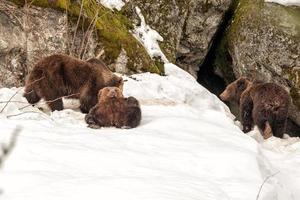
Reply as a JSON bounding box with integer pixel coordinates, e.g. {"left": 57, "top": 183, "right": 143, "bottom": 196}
{"left": 237, "top": 78, "right": 247, "bottom": 91}
{"left": 98, "top": 89, "right": 103, "bottom": 99}
{"left": 117, "top": 77, "right": 124, "bottom": 91}
{"left": 118, "top": 77, "right": 123, "bottom": 84}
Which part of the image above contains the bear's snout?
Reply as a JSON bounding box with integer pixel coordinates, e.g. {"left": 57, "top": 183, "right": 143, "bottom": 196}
{"left": 108, "top": 90, "right": 117, "bottom": 98}
{"left": 219, "top": 91, "right": 229, "bottom": 101}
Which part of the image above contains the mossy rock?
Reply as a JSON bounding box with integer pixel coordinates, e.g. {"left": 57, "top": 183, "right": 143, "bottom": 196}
{"left": 226, "top": 0, "right": 300, "bottom": 125}
{"left": 8, "top": 0, "right": 164, "bottom": 74}
{"left": 121, "top": 0, "right": 189, "bottom": 63}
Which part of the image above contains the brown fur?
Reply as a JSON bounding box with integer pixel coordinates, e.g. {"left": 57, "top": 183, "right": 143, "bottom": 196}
{"left": 23, "top": 54, "right": 123, "bottom": 113}
{"left": 85, "top": 87, "right": 141, "bottom": 129}
{"left": 122, "top": 96, "right": 142, "bottom": 128}
{"left": 220, "top": 77, "right": 290, "bottom": 138}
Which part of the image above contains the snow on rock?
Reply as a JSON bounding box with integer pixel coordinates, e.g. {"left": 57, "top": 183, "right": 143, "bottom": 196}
{"left": 265, "top": 0, "right": 300, "bottom": 6}
{"left": 132, "top": 7, "right": 169, "bottom": 63}
{"left": 98, "top": 0, "right": 128, "bottom": 11}
{"left": 0, "top": 64, "right": 300, "bottom": 200}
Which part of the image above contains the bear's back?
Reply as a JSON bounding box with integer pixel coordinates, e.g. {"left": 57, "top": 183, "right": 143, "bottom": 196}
{"left": 251, "top": 82, "right": 290, "bottom": 108}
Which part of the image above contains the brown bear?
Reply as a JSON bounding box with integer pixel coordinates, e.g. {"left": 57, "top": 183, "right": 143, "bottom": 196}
{"left": 220, "top": 77, "right": 290, "bottom": 139}
{"left": 23, "top": 54, "right": 123, "bottom": 113}
{"left": 85, "top": 87, "right": 141, "bottom": 129}
{"left": 122, "top": 96, "right": 142, "bottom": 129}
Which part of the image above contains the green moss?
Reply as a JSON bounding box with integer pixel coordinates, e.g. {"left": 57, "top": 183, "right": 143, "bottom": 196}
{"left": 8, "top": 0, "right": 164, "bottom": 74}
{"left": 283, "top": 68, "right": 300, "bottom": 109}
{"left": 228, "top": 0, "right": 264, "bottom": 42}
{"left": 291, "top": 87, "right": 300, "bottom": 109}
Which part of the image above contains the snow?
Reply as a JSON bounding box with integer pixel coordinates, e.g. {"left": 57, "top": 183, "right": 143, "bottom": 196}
{"left": 0, "top": 63, "right": 300, "bottom": 200}
{"left": 132, "top": 7, "right": 169, "bottom": 63}
{"left": 98, "top": 0, "right": 128, "bottom": 11}
{"left": 265, "top": 0, "right": 300, "bottom": 6}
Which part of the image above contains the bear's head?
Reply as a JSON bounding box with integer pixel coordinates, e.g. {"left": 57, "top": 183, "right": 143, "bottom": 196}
{"left": 98, "top": 87, "right": 124, "bottom": 103}
{"left": 220, "top": 77, "right": 250, "bottom": 103}
{"left": 125, "top": 97, "right": 140, "bottom": 108}
{"left": 106, "top": 76, "right": 124, "bottom": 92}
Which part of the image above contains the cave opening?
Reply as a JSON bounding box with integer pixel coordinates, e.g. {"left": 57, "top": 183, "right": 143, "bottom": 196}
{"left": 196, "top": 1, "right": 300, "bottom": 136}
{"left": 197, "top": 1, "right": 237, "bottom": 97}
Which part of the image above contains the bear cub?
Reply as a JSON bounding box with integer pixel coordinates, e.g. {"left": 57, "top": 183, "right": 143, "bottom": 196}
{"left": 85, "top": 87, "right": 141, "bottom": 129}
{"left": 23, "top": 54, "right": 123, "bottom": 113}
{"left": 220, "top": 77, "right": 290, "bottom": 139}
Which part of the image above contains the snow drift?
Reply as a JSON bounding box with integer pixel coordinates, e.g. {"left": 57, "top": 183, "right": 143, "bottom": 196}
{"left": 265, "top": 0, "right": 300, "bottom": 6}
{"left": 0, "top": 63, "right": 300, "bottom": 200}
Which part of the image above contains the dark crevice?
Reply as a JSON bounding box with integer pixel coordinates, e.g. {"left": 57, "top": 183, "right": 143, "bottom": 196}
{"left": 197, "top": 2, "right": 237, "bottom": 96}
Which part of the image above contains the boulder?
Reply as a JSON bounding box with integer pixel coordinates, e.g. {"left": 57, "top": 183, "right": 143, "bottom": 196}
{"left": 226, "top": 0, "right": 300, "bottom": 125}
{"left": 123, "top": 0, "right": 233, "bottom": 77}
{"left": 0, "top": 1, "right": 98, "bottom": 87}
{"left": 0, "top": 0, "right": 163, "bottom": 88}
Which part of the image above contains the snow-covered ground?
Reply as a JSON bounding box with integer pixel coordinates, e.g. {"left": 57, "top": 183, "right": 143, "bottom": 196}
{"left": 1, "top": 1, "right": 300, "bottom": 198}
{"left": 0, "top": 63, "right": 300, "bottom": 200}
{"left": 265, "top": 0, "right": 300, "bottom": 6}
{"left": 98, "top": 0, "right": 128, "bottom": 11}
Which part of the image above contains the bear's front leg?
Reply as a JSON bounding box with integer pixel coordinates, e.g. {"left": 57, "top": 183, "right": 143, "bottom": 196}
{"left": 85, "top": 106, "right": 106, "bottom": 129}
{"left": 240, "top": 93, "right": 253, "bottom": 133}
{"left": 85, "top": 112, "right": 96, "bottom": 125}
{"left": 85, "top": 112, "right": 101, "bottom": 129}
{"left": 80, "top": 84, "right": 98, "bottom": 113}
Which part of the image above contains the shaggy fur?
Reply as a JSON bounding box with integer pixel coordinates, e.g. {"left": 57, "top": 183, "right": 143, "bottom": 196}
{"left": 23, "top": 54, "right": 123, "bottom": 113}
{"left": 220, "top": 77, "right": 290, "bottom": 139}
{"left": 85, "top": 87, "right": 141, "bottom": 129}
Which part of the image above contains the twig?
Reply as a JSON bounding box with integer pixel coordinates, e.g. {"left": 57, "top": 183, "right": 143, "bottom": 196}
{"left": 26, "top": 76, "right": 45, "bottom": 88}
{"left": 0, "top": 77, "right": 45, "bottom": 113}
{"left": 0, "top": 127, "right": 20, "bottom": 168}
{"left": 22, "top": 76, "right": 45, "bottom": 95}
{"left": 0, "top": 4, "right": 24, "bottom": 30}
{"left": 65, "top": 2, "right": 70, "bottom": 55}
{"left": 95, "top": 49, "right": 104, "bottom": 59}
{"left": 20, "top": 92, "right": 80, "bottom": 111}
{"left": 79, "top": 10, "right": 99, "bottom": 59}
{"left": 256, "top": 171, "right": 280, "bottom": 200}
{"left": 41, "top": 92, "right": 80, "bottom": 104}
{"left": 19, "top": 104, "right": 34, "bottom": 110}
{"left": 0, "top": 101, "right": 29, "bottom": 104}
{"left": 70, "top": 0, "right": 84, "bottom": 56}
{"left": 6, "top": 111, "right": 45, "bottom": 119}
{"left": 24, "top": 0, "right": 29, "bottom": 76}
{"left": 0, "top": 88, "right": 23, "bottom": 113}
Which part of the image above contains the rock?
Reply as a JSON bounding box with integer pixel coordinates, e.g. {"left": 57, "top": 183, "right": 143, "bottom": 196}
{"left": 1, "top": 0, "right": 233, "bottom": 86}
{"left": 0, "top": 3, "right": 27, "bottom": 87}
{"left": 122, "top": 0, "right": 188, "bottom": 63}
{"left": 177, "top": 0, "right": 233, "bottom": 77}
{"left": 123, "top": 0, "right": 233, "bottom": 77}
{"left": 0, "top": 1, "right": 99, "bottom": 87}
{"left": 0, "top": 0, "right": 163, "bottom": 88}
{"left": 227, "top": 0, "right": 300, "bottom": 125}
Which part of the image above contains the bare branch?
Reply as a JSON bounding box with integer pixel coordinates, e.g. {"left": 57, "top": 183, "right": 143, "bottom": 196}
{"left": 0, "top": 76, "right": 45, "bottom": 114}
{"left": 0, "top": 88, "right": 23, "bottom": 113}
{"left": 79, "top": 10, "right": 99, "bottom": 59}
{"left": 95, "top": 49, "right": 105, "bottom": 59}
{"left": 0, "top": 101, "right": 29, "bottom": 104}
{"left": 6, "top": 111, "right": 52, "bottom": 120}
{"left": 256, "top": 171, "right": 280, "bottom": 200}
{"left": 70, "top": 0, "right": 84, "bottom": 56}
{"left": 0, "top": 127, "right": 20, "bottom": 168}
{"left": 18, "top": 92, "right": 80, "bottom": 111}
